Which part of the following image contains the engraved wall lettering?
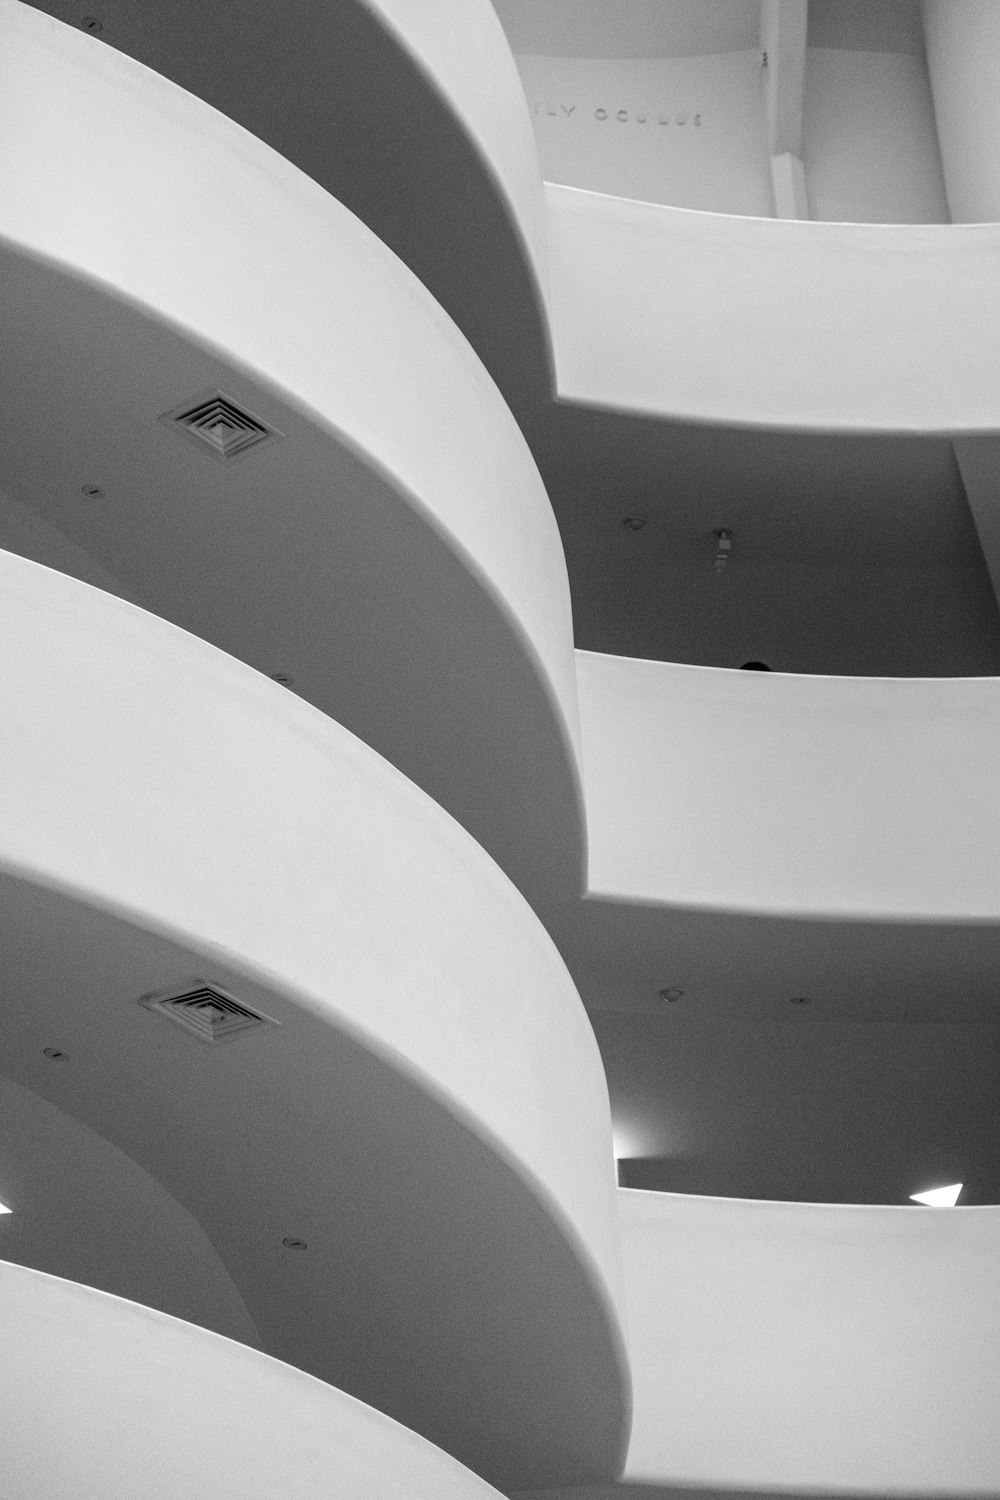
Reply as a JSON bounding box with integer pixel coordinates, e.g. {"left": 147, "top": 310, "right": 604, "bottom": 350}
{"left": 532, "top": 100, "right": 704, "bottom": 128}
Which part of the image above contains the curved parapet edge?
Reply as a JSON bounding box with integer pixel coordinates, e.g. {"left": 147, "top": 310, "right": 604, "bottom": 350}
{"left": 616, "top": 1187, "right": 1000, "bottom": 1497}
{"left": 577, "top": 650, "right": 1000, "bottom": 923}
{"left": 365, "top": 0, "right": 551, "bottom": 314}
{"left": 0, "top": 1259, "right": 506, "bottom": 1499}
{"left": 0, "top": 551, "right": 628, "bottom": 1488}
{"left": 14, "top": 0, "right": 555, "bottom": 414}
{"left": 547, "top": 181, "right": 1000, "bottom": 434}
{"left": 0, "top": 0, "right": 584, "bottom": 904}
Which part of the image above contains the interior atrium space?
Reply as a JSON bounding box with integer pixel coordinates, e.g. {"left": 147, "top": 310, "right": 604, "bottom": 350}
{"left": 1, "top": 0, "right": 1000, "bottom": 1496}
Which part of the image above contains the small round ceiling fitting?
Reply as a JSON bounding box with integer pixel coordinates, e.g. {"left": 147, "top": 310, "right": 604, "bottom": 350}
{"left": 658, "top": 987, "right": 684, "bottom": 1002}
{"left": 623, "top": 516, "right": 646, "bottom": 531}
{"left": 81, "top": 16, "right": 103, "bottom": 31}
{"left": 80, "top": 484, "right": 104, "bottom": 498}
{"left": 43, "top": 1047, "right": 68, "bottom": 1060}
{"left": 282, "top": 1236, "right": 307, "bottom": 1250}
{"left": 789, "top": 995, "right": 812, "bottom": 1005}
{"left": 270, "top": 672, "right": 293, "bottom": 686}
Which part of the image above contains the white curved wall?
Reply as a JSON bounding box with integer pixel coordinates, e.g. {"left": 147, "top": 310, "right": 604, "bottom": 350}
{"left": 0, "top": 551, "right": 627, "bottom": 1484}
{"left": 0, "top": 0, "right": 583, "bottom": 904}
{"left": 578, "top": 650, "right": 1000, "bottom": 920}
{"left": 369, "top": 0, "right": 549, "bottom": 304}
{"left": 923, "top": 0, "right": 1000, "bottom": 223}
{"left": 618, "top": 1188, "right": 1000, "bottom": 1495}
{"left": 0, "top": 0, "right": 576, "bottom": 766}
{"left": 547, "top": 182, "right": 1000, "bottom": 431}
{"left": 0, "top": 1260, "right": 503, "bottom": 1500}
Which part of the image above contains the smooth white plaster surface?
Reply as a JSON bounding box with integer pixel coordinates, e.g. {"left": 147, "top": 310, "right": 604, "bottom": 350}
{"left": 618, "top": 1188, "right": 1000, "bottom": 1495}
{"left": 547, "top": 181, "right": 1000, "bottom": 430}
{"left": 370, "top": 0, "right": 550, "bottom": 304}
{"left": 578, "top": 650, "right": 1000, "bottom": 919}
{"left": 0, "top": 550, "right": 626, "bottom": 1387}
{"left": 0, "top": 0, "right": 578, "bottom": 769}
{"left": 804, "top": 47, "right": 949, "bottom": 223}
{"left": 0, "top": 1260, "right": 503, "bottom": 1499}
{"left": 923, "top": 0, "right": 1000, "bottom": 222}
{"left": 514, "top": 51, "right": 772, "bottom": 216}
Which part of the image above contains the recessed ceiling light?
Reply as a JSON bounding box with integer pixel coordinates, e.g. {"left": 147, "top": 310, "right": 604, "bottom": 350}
{"left": 658, "top": 987, "right": 684, "bottom": 1002}
{"left": 789, "top": 995, "right": 812, "bottom": 1005}
{"left": 623, "top": 516, "right": 646, "bottom": 531}
{"left": 910, "top": 1183, "right": 963, "bottom": 1208}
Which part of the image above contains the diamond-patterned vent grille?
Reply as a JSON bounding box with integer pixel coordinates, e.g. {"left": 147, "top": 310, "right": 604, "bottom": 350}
{"left": 161, "top": 392, "right": 282, "bottom": 460}
{"left": 140, "top": 985, "right": 278, "bottom": 1044}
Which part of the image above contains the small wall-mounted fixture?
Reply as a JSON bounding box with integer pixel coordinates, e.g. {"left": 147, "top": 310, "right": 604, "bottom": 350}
{"left": 714, "top": 528, "right": 732, "bottom": 574}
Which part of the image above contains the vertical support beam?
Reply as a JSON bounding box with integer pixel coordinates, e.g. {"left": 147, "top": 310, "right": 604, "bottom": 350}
{"left": 760, "top": 0, "right": 810, "bottom": 218}
{"left": 953, "top": 438, "right": 1000, "bottom": 613}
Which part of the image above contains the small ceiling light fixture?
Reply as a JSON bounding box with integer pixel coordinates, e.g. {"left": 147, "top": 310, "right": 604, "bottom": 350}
{"left": 43, "top": 1047, "right": 68, "bottom": 1060}
{"left": 282, "top": 1236, "right": 307, "bottom": 1250}
{"left": 81, "top": 15, "right": 103, "bottom": 31}
{"left": 910, "top": 1183, "right": 963, "bottom": 1208}
{"left": 623, "top": 516, "right": 646, "bottom": 531}
{"left": 658, "top": 986, "right": 684, "bottom": 1002}
{"left": 270, "top": 672, "right": 293, "bottom": 686}
{"left": 789, "top": 995, "right": 812, "bottom": 1006}
{"left": 80, "top": 484, "right": 104, "bottom": 498}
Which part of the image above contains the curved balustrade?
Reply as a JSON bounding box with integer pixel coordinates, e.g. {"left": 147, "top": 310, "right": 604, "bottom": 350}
{"left": 16, "top": 0, "right": 553, "bottom": 416}
{"left": 547, "top": 182, "right": 1000, "bottom": 432}
{"left": 0, "top": 0, "right": 582, "bottom": 907}
{"left": 615, "top": 1189, "right": 1000, "bottom": 1497}
{"left": 0, "top": 1261, "right": 506, "bottom": 1499}
{"left": 578, "top": 651, "right": 1000, "bottom": 921}
{"left": 17, "top": 2, "right": 1000, "bottom": 439}
{"left": 0, "top": 553, "right": 628, "bottom": 1489}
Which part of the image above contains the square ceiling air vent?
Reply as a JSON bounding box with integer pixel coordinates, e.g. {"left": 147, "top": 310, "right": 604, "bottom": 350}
{"left": 139, "top": 984, "right": 279, "bottom": 1044}
{"left": 160, "top": 391, "right": 283, "bottom": 460}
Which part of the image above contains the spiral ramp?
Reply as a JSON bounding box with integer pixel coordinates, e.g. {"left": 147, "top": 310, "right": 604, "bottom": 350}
{"left": 2, "top": 3, "right": 1000, "bottom": 1498}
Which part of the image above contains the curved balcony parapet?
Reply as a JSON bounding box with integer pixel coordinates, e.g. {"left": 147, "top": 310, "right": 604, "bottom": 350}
{"left": 0, "top": 0, "right": 582, "bottom": 907}
{"left": 16, "top": 0, "right": 553, "bottom": 416}
{"left": 616, "top": 1188, "right": 1000, "bottom": 1497}
{"left": 547, "top": 182, "right": 1000, "bottom": 434}
{"left": 0, "top": 554, "right": 628, "bottom": 1490}
{"left": 578, "top": 651, "right": 1000, "bottom": 922}
{"left": 0, "top": 1260, "right": 507, "bottom": 1499}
